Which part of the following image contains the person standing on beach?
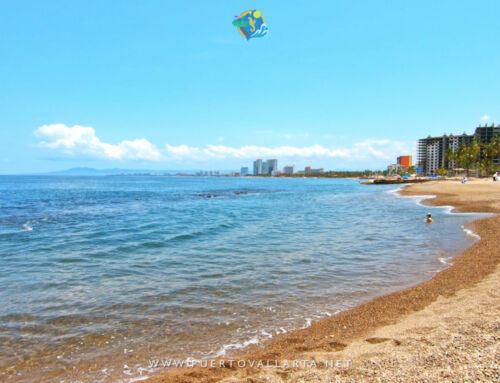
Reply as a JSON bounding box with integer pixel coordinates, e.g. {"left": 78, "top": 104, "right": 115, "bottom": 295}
{"left": 426, "top": 213, "right": 433, "bottom": 223}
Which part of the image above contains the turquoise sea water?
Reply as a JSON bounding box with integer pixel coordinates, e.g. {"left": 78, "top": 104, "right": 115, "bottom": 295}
{"left": 0, "top": 176, "right": 479, "bottom": 382}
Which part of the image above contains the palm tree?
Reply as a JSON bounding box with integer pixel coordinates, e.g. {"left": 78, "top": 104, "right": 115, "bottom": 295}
{"left": 479, "top": 136, "right": 500, "bottom": 176}
{"left": 445, "top": 148, "right": 456, "bottom": 174}
{"left": 448, "top": 142, "right": 480, "bottom": 177}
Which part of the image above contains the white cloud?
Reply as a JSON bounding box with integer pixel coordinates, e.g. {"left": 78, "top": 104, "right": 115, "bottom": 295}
{"left": 481, "top": 115, "right": 491, "bottom": 121}
{"left": 165, "top": 140, "right": 407, "bottom": 161}
{"left": 35, "top": 124, "right": 162, "bottom": 161}
{"left": 34, "top": 124, "right": 410, "bottom": 165}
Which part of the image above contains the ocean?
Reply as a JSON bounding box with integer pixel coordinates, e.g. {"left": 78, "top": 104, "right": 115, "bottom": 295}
{"left": 0, "top": 176, "right": 480, "bottom": 382}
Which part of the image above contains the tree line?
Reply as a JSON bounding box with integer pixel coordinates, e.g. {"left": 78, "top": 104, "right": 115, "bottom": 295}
{"left": 439, "top": 135, "right": 500, "bottom": 177}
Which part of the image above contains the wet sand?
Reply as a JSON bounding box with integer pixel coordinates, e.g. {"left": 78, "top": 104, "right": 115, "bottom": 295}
{"left": 145, "top": 178, "right": 500, "bottom": 382}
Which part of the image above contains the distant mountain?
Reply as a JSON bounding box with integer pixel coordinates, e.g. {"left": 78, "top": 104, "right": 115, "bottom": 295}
{"left": 45, "top": 167, "right": 185, "bottom": 176}
{"left": 43, "top": 167, "right": 235, "bottom": 176}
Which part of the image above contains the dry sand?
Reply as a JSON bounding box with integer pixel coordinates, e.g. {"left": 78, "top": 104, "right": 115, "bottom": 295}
{"left": 147, "top": 179, "right": 500, "bottom": 383}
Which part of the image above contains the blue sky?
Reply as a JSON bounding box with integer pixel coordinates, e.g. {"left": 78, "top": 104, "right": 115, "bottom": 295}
{"left": 1, "top": 0, "right": 499, "bottom": 173}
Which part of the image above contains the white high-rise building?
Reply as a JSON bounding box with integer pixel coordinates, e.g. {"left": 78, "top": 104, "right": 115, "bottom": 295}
{"left": 253, "top": 159, "right": 262, "bottom": 175}
{"left": 267, "top": 159, "right": 278, "bottom": 175}
{"left": 417, "top": 133, "right": 474, "bottom": 175}
{"left": 426, "top": 142, "right": 440, "bottom": 175}
{"left": 262, "top": 161, "right": 269, "bottom": 175}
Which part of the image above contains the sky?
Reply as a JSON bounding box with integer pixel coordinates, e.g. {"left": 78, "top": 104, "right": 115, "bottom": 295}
{"left": 1, "top": 0, "right": 499, "bottom": 174}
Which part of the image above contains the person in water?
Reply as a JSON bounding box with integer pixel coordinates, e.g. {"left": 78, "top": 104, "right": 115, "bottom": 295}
{"left": 426, "top": 212, "right": 434, "bottom": 223}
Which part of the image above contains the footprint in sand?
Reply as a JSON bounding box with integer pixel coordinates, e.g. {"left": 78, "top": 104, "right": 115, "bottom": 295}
{"left": 326, "top": 341, "right": 347, "bottom": 351}
{"left": 365, "top": 337, "right": 391, "bottom": 344}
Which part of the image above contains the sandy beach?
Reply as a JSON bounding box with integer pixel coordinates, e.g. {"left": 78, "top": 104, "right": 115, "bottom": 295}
{"left": 146, "top": 178, "right": 500, "bottom": 383}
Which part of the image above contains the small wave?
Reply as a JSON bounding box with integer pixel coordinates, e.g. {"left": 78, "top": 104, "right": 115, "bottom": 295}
{"left": 22, "top": 222, "right": 33, "bottom": 231}
{"left": 261, "top": 330, "right": 273, "bottom": 338}
{"left": 143, "top": 241, "right": 165, "bottom": 248}
{"left": 114, "top": 223, "right": 233, "bottom": 253}
{"left": 391, "top": 190, "right": 490, "bottom": 217}
{"left": 461, "top": 226, "right": 481, "bottom": 240}
{"left": 390, "top": 190, "right": 440, "bottom": 209}
{"left": 55, "top": 257, "right": 86, "bottom": 264}
{"left": 438, "top": 256, "right": 454, "bottom": 266}
{"left": 127, "top": 377, "right": 149, "bottom": 383}
{"left": 386, "top": 185, "right": 407, "bottom": 195}
{"left": 411, "top": 195, "right": 437, "bottom": 207}
{"left": 213, "top": 336, "right": 260, "bottom": 358}
{"left": 301, "top": 318, "right": 312, "bottom": 329}
{"left": 165, "top": 223, "right": 232, "bottom": 243}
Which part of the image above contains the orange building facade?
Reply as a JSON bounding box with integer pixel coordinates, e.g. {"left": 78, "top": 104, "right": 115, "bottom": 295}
{"left": 397, "top": 155, "right": 413, "bottom": 169}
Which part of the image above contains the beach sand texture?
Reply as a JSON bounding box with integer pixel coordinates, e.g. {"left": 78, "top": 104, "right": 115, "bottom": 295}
{"left": 147, "top": 179, "right": 500, "bottom": 382}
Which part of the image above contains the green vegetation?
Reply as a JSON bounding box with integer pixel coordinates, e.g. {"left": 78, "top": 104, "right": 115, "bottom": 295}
{"left": 446, "top": 136, "right": 500, "bottom": 177}
{"left": 479, "top": 137, "right": 500, "bottom": 176}
{"left": 383, "top": 166, "right": 415, "bottom": 177}
{"left": 435, "top": 167, "right": 448, "bottom": 177}
{"left": 446, "top": 141, "right": 480, "bottom": 177}
{"left": 280, "top": 170, "right": 381, "bottom": 178}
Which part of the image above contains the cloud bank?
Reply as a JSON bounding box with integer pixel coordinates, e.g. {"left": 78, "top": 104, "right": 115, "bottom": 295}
{"left": 164, "top": 140, "right": 398, "bottom": 161}
{"left": 35, "top": 124, "right": 162, "bottom": 161}
{"left": 34, "top": 124, "right": 409, "bottom": 165}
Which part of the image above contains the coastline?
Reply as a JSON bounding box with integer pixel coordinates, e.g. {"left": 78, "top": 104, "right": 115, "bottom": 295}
{"left": 144, "top": 179, "right": 500, "bottom": 383}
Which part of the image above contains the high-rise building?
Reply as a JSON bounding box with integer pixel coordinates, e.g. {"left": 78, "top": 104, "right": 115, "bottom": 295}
{"left": 397, "top": 155, "right": 412, "bottom": 168}
{"left": 241, "top": 167, "right": 249, "bottom": 176}
{"left": 475, "top": 123, "right": 500, "bottom": 144}
{"left": 262, "top": 161, "right": 269, "bottom": 175}
{"left": 253, "top": 159, "right": 262, "bottom": 175}
{"left": 475, "top": 124, "right": 500, "bottom": 165}
{"left": 283, "top": 165, "right": 295, "bottom": 175}
{"left": 267, "top": 159, "right": 278, "bottom": 174}
{"left": 417, "top": 133, "right": 474, "bottom": 175}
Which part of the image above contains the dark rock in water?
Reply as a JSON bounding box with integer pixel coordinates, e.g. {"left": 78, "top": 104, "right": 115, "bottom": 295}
{"left": 365, "top": 179, "right": 430, "bottom": 185}
{"left": 196, "top": 193, "right": 218, "bottom": 198}
{"left": 197, "top": 191, "right": 249, "bottom": 198}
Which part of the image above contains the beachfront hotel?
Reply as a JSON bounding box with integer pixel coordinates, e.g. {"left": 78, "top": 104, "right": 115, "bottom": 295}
{"left": 303, "top": 166, "right": 324, "bottom": 175}
{"left": 418, "top": 132, "right": 474, "bottom": 175}
{"left": 417, "top": 124, "right": 499, "bottom": 175}
{"left": 397, "top": 155, "right": 412, "bottom": 168}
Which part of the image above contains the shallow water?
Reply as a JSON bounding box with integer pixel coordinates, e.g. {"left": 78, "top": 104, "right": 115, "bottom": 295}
{"left": 0, "top": 176, "right": 479, "bottom": 382}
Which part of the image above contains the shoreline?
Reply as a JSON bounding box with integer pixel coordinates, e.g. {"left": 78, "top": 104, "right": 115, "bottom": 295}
{"left": 145, "top": 179, "right": 500, "bottom": 382}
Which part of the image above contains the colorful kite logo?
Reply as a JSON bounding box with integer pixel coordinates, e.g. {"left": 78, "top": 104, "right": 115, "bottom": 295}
{"left": 232, "top": 10, "right": 268, "bottom": 40}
